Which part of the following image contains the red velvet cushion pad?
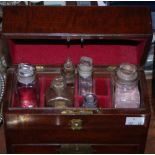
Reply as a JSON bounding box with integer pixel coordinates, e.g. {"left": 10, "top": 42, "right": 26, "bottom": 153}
{"left": 9, "top": 39, "right": 146, "bottom": 65}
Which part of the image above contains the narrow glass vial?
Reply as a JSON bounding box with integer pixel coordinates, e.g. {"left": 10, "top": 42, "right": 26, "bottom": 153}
{"left": 82, "top": 93, "right": 97, "bottom": 108}
{"left": 45, "top": 75, "right": 73, "bottom": 108}
{"left": 16, "top": 63, "right": 38, "bottom": 108}
{"left": 114, "top": 63, "right": 140, "bottom": 108}
{"left": 78, "top": 57, "right": 93, "bottom": 96}
{"left": 61, "top": 58, "right": 75, "bottom": 86}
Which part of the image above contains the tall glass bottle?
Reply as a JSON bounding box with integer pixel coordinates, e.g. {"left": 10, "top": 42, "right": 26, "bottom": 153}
{"left": 78, "top": 56, "right": 93, "bottom": 96}
{"left": 114, "top": 63, "right": 140, "bottom": 108}
{"left": 45, "top": 75, "right": 73, "bottom": 108}
{"left": 16, "top": 63, "right": 38, "bottom": 108}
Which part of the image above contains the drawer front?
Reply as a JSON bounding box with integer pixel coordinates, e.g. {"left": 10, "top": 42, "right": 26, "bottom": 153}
{"left": 11, "top": 144, "right": 140, "bottom": 154}
{"left": 5, "top": 114, "right": 149, "bottom": 144}
{"left": 6, "top": 113, "right": 149, "bottom": 130}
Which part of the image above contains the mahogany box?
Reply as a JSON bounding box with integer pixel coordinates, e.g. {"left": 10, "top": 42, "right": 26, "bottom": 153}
{"left": 1, "top": 6, "right": 152, "bottom": 153}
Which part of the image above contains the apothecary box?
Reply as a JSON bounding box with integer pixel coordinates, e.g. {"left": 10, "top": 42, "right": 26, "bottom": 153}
{"left": 1, "top": 6, "right": 152, "bottom": 153}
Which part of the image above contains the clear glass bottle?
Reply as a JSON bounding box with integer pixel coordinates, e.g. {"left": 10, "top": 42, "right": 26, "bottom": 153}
{"left": 61, "top": 58, "right": 75, "bottom": 87}
{"left": 16, "top": 63, "right": 38, "bottom": 108}
{"left": 45, "top": 75, "right": 73, "bottom": 108}
{"left": 78, "top": 56, "right": 93, "bottom": 96}
{"left": 82, "top": 93, "right": 97, "bottom": 108}
{"left": 114, "top": 63, "right": 140, "bottom": 108}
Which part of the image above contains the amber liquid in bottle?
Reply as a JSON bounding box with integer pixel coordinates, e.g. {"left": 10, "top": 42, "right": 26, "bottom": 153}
{"left": 45, "top": 76, "right": 74, "bottom": 108}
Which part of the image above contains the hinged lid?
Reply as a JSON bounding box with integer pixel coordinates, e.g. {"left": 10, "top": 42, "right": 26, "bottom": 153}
{"left": 2, "top": 6, "right": 153, "bottom": 66}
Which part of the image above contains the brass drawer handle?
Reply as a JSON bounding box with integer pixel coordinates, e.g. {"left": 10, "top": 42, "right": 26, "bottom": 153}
{"left": 70, "top": 119, "right": 83, "bottom": 130}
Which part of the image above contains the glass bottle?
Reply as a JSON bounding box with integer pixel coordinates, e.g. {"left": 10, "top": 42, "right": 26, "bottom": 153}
{"left": 82, "top": 93, "right": 97, "bottom": 108}
{"left": 114, "top": 63, "right": 140, "bottom": 108}
{"left": 78, "top": 56, "right": 93, "bottom": 96}
{"left": 61, "top": 58, "right": 75, "bottom": 87}
{"left": 45, "top": 75, "right": 73, "bottom": 108}
{"left": 16, "top": 63, "right": 38, "bottom": 108}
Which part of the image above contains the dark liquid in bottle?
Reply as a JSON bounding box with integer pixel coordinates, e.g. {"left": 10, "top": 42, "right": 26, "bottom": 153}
{"left": 17, "top": 83, "right": 37, "bottom": 108}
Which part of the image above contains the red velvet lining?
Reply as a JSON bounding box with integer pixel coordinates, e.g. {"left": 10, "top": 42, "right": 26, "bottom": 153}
{"left": 74, "top": 77, "right": 112, "bottom": 108}
{"left": 12, "top": 74, "right": 112, "bottom": 108}
{"left": 9, "top": 38, "right": 146, "bottom": 108}
{"left": 8, "top": 39, "right": 147, "bottom": 65}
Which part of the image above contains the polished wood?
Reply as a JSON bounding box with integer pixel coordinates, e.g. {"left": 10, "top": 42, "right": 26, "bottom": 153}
{"left": 145, "top": 79, "right": 155, "bottom": 153}
{"left": 2, "top": 6, "right": 152, "bottom": 35}
{"left": 2, "top": 6, "right": 152, "bottom": 66}
{"left": 1, "top": 6, "right": 152, "bottom": 153}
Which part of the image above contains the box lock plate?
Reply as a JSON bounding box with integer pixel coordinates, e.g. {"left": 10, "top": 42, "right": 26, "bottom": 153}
{"left": 70, "top": 119, "right": 83, "bottom": 130}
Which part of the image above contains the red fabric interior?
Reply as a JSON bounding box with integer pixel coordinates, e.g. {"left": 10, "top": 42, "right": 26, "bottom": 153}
{"left": 74, "top": 77, "right": 112, "bottom": 108}
{"left": 10, "top": 38, "right": 146, "bottom": 108}
{"left": 8, "top": 39, "right": 147, "bottom": 65}
{"left": 12, "top": 74, "right": 112, "bottom": 108}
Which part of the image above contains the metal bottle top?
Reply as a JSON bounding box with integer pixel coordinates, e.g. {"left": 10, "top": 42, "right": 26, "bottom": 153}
{"left": 17, "top": 63, "right": 36, "bottom": 85}
{"left": 116, "top": 63, "right": 138, "bottom": 85}
{"left": 78, "top": 56, "right": 93, "bottom": 78}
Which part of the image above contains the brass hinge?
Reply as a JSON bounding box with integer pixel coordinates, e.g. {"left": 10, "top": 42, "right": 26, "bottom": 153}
{"left": 36, "top": 65, "right": 44, "bottom": 71}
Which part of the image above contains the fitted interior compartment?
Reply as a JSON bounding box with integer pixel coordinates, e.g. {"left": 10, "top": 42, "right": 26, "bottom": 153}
{"left": 11, "top": 73, "right": 112, "bottom": 108}
{"left": 74, "top": 77, "right": 112, "bottom": 108}
{"left": 8, "top": 38, "right": 146, "bottom": 109}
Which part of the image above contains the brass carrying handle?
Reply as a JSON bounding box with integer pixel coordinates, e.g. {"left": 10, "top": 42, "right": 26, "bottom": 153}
{"left": 70, "top": 119, "right": 83, "bottom": 130}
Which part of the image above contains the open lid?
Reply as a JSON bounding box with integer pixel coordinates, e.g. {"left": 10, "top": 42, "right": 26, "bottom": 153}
{"left": 2, "top": 6, "right": 153, "bottom": 66}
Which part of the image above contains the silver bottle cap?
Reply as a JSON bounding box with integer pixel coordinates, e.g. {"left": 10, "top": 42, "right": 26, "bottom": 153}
{"left": 17, "top": 63, "right": 35, "bottom": 85}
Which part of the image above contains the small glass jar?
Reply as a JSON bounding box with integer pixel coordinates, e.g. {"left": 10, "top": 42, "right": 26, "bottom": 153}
{"left": 16, "top": 63, "right": 38, "bottom": 108}
{"left": 114, "top": 63, "right": 140, "bottom": 108}
{"left": 45, "top": 75, "right": 73, "bottom": 108}
{"left": 82, "top": 93, "right": 97, "bottom": 108}
{"left": 78, "top": 57, "right": 93, "bottom": 96}
{"left": 61, "top": 58, "right": 75, "bottom": 87}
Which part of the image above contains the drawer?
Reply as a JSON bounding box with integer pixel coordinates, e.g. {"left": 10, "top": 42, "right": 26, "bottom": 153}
{"left": 6, "top": 114, "right": 148, "bottom": 144}
{"left": 6, "top": 114, "right": 147, "bottom": 144}
{"left": 11, "top": 144, "right": 140, "bottom": 154}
